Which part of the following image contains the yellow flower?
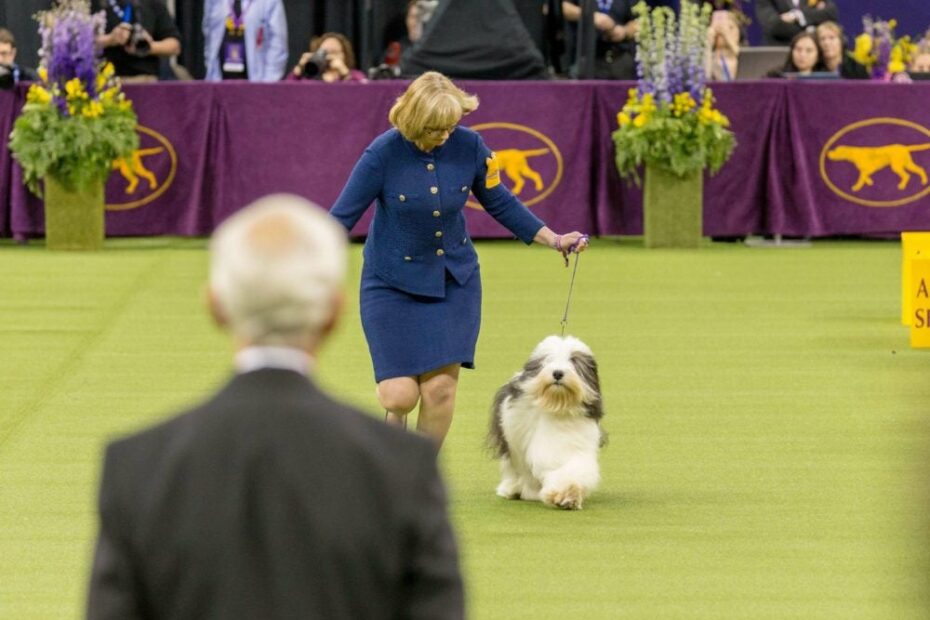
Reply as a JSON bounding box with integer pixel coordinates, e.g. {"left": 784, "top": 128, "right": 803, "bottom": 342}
{"left": 671, "top": 92, "right": 696, "bottom": 117}
{"left": 617, "top": 111, "right": 631, "bottom": 127}
{"left": 100, "top": 86, "right": 117, "bottom": 103}
{"left": 65, "top": 78, "right": 88, "bottom": 101}
{"left": 38, "top": 66, "right": 48, "bottom": 83}
{"left": 633, "top": 114, "right": 649, "bottom": 128}
{"left": 102, "top": 62, "right": 115, "bottom": 79}
{"left": 82, "top": 101, "right": 104, "bottom": 118}
{"left": 888, "top": 60, "right": 905, "bottom": 74}
{"left": 853, "top": 34, "right": 873, "bottom": 65}
{"left": 26, "top": 84, "right": 52, "bottom": 105}
{"left": 888, "top": 19, "right": 897, "bottom": 30}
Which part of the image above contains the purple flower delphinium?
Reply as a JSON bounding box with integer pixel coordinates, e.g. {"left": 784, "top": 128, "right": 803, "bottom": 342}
{"left": 39, "top": 2, "right": 103, "bottom": 99}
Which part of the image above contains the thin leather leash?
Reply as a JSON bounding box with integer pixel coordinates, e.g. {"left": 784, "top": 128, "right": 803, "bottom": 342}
{"left": 557, "top": 235, "right": 589, "bottom": 337}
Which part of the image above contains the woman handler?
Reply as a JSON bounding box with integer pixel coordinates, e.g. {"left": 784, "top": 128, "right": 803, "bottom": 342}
{"left": 330, "top": 72, "right": 588, "bottom": 447}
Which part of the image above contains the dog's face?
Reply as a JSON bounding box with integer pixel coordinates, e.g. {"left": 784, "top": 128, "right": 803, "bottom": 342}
{"left": 518, "top": 335, "right": 602, "bottom": 417}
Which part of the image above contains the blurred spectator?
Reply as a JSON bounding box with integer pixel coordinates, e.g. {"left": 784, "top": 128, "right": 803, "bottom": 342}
{"left": 562, "top": 0, "right": 638, "bottom": 79}
{"left": 287, "top": 33, "right": 367, "bottom": 83}
{"left": 767, "top": 31, "right": 826, "bottom": 76}
{"left": 94, "top": 0, "right": 181, "bottom": 81}
{"left": 705, "top": 10, "right": 740, "bottom": 81}
{"left": 911, "top": 42, "right": 930, "bottom": 74}
{"left": 0, "top": 28, "right": 38, "bottom": 85}
{"left": 755, "top": 0, "right": 838, "bottom": 46}
{"left": 816, "top": 21, "right": 868, "bottom": 79}
{"left": 203, "top": 0, "right": 288, "bottom": 82}
{"left": 381, "top": 0, "right": 423, "bottom": 67}
{"left": 85, "top": 194, "right": 465, "bottom": 620}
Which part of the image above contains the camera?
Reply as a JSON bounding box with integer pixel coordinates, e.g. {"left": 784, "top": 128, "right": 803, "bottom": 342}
{"left": 300, "top": 49, "right": 329, "bottom": 78}
{"left": 130, "top": 23, "right": 151, "bottom": 56}
{"left": 367, "top": 63, "right": 403, "bottom": 80}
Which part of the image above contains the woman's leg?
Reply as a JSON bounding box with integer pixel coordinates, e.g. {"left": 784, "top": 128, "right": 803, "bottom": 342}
{"left": 416, "top": 363, "right": 461, "bottom": 447}
{"left": 377, "top": 377, "right": 420, "bottom": 428}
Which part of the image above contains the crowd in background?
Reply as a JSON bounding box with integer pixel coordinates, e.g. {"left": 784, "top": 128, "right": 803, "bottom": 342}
{"left": 2, "top": 0, "right": 930, "bottom": 87}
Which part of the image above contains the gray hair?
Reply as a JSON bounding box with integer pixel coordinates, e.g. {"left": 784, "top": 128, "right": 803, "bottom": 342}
{"left": 209, "top": 194, "right": 347, "bottom": 346}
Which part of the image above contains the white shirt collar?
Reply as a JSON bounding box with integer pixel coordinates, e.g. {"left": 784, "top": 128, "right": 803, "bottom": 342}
{"left": 234, "top": 346, "right": 314, "bottom": 376}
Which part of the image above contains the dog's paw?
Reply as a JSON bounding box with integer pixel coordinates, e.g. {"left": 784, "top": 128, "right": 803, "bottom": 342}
{"left": 542, "top": 483, "right": 585, "bottom": 510}
{"left": 496, "top": 481, "right": 522, "bottom": 500}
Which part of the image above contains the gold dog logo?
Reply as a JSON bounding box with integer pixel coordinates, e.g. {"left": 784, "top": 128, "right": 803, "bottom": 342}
{"left": 819, "top": 118, "right": 930, "bottom": 207}
{"left": 106, "top": 125, "right": 177, "bottom": 211}
{"left": 466, "top": 122, "right": 563, "bottom": 210}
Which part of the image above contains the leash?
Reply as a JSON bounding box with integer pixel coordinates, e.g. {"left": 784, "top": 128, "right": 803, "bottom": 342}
{"left": 557, "top": 234, "right": 589, "bottom": 336}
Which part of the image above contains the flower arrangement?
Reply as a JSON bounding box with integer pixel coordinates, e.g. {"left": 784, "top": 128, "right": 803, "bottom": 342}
{"left": 851, "top": 17, "right": 918, "bottom": 80}
{"left": 612, "top": 1, "right": 735, "bottom": 183}
{"left": 9, "top": 0, "right": 138, "bottom": 196}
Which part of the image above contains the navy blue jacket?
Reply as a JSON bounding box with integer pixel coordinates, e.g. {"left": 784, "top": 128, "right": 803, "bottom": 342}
{"left": 330, "top": 127, "right": 545, "bottom": 298}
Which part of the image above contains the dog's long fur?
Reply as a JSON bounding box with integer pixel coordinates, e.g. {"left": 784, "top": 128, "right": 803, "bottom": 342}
{"left": 488, "top": 335, "right": 605, "bottom": 510}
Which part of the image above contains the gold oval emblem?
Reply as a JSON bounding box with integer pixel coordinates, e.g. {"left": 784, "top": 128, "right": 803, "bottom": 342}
{"left": 106, "top": 125, "right": 178, "bottom": 211}
{"left": 465, "top": 122, "right": 563, "bottom": 210}
{"left": 819, "top": 117, "right": 930, "bottom": 208}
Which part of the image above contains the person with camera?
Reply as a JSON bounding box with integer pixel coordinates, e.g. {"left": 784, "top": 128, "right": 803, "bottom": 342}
{"left": 95, "top": 0, "right": 181, "bottom": 81}
{"left": 203, "top": 0, "right": 288, "bottom": 82}
{"left": 287, "top": 33, "right": 367, "bottom": 83}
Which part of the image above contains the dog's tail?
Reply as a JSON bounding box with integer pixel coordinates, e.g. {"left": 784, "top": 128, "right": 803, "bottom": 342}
{"left": 486, "top": 381, "right": 518, "bottom": 458}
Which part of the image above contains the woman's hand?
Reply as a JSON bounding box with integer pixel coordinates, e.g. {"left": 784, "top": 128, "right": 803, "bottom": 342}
{"left": 555, "top": 231, "right": 590, "bottom": 254}
{"left": 328, "top": 56, "right": 350, "bottom": 79}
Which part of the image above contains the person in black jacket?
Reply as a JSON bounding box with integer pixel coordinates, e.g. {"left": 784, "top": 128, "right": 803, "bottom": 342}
{"left": 0, "top": 28, "right": 38, "bottom": 85}
{"left": 85, "top": 194, "right": 465, "bottom": 620}
{"left": 563, "top": 0, "right": 638, "bottom": 79}
{"left": 816, "top": 21, "right": 869, "bottom": 79}
{"left": 755, "top": 0, "right": 838, "bottom": 46}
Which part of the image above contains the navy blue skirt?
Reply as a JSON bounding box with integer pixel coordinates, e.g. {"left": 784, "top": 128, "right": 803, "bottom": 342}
{"left": 360, "top": 264, "right": 481, "bottom": 382}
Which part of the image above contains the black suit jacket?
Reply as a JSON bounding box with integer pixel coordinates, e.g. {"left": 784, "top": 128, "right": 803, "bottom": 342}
{"left": 755, "top": 0, "right": 839, "bottom": 45}
{"left": 86, "top": 369, "right": 464, "bottom": 620}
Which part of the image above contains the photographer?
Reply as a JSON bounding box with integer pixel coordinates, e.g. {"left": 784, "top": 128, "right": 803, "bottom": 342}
{"left": 287, "top": 33, "right": 367, "bottom": 83}
{"left": 95, "top": 0, "right": 181, "bottom": 81}
{"left": 0, "top": 28, "right": 38, "bottom": 88}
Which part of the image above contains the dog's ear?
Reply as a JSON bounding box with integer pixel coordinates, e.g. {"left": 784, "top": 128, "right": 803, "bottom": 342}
{"left": 571, "top": 352, "right": 600, "bottom": 392}
{"left": 571, "top": 351, "right": 604, "bottom": 421}
{"left": 518, "top": 356, "right": 544, "bottom": 381}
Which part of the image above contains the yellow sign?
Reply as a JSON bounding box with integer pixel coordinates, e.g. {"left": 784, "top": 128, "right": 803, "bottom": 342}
{"left": 819, "top": 118, "right": 930, "bottom": 208}
{"left": 485, "top": 153, "right": 501, "bottom": 188}
{"left": 106, "top": 125, "right": 178, "bottom": 211}
{"left": 901, "top": 232, "right": 930, "bottom": 324}
{"left": 910, "top": 258, "right": 930, "bottom": 348}
{"left": 465, "top": 122, "right": 563, "bottom": 210}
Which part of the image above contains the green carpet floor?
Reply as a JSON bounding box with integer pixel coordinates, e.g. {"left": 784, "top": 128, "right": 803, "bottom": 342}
{"left": 1, "top": 237, "right": 929, "bottom": 619}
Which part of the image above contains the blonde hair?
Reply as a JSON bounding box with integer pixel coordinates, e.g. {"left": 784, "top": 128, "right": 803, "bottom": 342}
{"left": 389, "top": 72, "right": 478, "bottom": 142}
{"left": 816, "top": 21, "right": 845, "bottom": 44}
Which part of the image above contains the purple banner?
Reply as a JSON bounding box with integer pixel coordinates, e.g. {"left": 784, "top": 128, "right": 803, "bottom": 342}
{"left": 0, "top": 89, "right": 21, "bottom": 237}
{"left": 3, "top": 80, "right": 930, "bottom": 240}
{"left": 772, "top": 82, "right": 930, "bottom": 236}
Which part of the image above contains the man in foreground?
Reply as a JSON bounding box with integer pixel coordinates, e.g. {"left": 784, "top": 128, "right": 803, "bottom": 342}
{"left": 85, "top": 194, "right": 465, "bottom": 620}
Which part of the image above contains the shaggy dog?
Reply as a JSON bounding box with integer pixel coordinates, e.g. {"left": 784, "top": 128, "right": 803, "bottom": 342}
{"left": 488, "top": 335, "right": 605, "bottom": 510}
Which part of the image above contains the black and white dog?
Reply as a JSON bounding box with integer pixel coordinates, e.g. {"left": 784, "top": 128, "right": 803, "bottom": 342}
{"left": 488, "top": 335, "right": 605, "bottom": 510}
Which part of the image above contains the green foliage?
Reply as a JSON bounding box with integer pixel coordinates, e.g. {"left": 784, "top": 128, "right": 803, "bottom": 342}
{"left": 613, "top": 1, "right": 736, "bottom": 183}
{"left": 10, "top": 91, "right": 138, "bottom": 195}
{"left": 612, "top": 90, "right": 736, "bottom": 184}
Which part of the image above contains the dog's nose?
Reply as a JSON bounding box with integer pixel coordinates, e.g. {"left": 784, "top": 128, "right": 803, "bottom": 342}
{"left": 552, "top": 370, "right": 564, "bottom": 381}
